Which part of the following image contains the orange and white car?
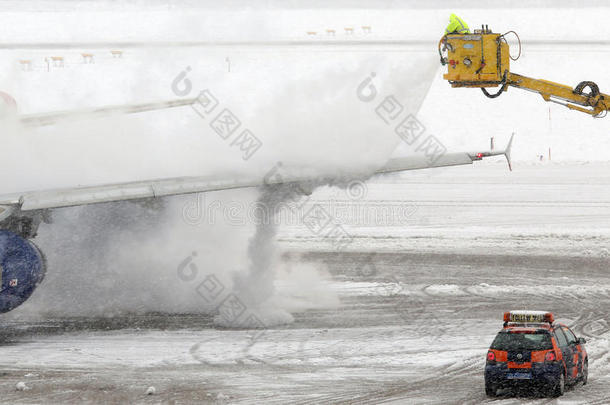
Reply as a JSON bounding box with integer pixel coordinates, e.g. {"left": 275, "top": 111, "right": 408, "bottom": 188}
{"left": 485, "top": 311, "right": 588, "bottom": 397}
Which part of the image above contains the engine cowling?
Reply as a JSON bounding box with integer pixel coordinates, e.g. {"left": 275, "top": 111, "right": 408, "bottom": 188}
{"left": 0, "top": 230, "right": 46, "bottom": 313}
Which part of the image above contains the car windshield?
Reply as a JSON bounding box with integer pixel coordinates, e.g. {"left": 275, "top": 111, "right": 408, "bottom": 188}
{"left": 491, "top": 331, "right": 553, "bottom": 351}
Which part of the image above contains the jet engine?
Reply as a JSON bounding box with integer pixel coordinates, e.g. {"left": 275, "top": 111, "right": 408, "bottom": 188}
{"left": 0, "top": 230, "right": 46, "bottom": 313}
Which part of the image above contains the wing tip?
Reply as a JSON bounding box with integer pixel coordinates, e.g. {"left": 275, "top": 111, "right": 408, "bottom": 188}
{"left": 504, "top": 132, "right": 515, "bottom": 171}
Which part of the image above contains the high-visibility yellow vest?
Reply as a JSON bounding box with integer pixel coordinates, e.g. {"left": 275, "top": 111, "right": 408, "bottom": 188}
{"left": 445, "top": 14, "right": 470, "bottom": 34}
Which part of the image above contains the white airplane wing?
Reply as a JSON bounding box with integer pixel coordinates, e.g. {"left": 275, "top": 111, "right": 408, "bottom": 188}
{"left": 0, "top": 134, "right": 514, "bottom": 212}
{"left": 18, "top": 98, "right": 198, "bottom": 127}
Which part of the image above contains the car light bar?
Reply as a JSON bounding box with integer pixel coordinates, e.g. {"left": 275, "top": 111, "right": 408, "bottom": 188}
{"left": 503, "top": 310, "right": 554, "bottom": 324}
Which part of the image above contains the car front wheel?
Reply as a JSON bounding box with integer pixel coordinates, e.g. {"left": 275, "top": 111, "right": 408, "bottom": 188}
{"left": 582, "top": 360, "right": 588, "bottom": 385}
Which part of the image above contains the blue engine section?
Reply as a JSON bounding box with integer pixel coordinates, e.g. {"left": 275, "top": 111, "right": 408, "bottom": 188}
{"left": 0, "top": 230, "right": 46, "bottom": 313}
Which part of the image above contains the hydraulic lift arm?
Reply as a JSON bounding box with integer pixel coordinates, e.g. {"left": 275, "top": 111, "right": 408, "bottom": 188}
{"left": 440, "top": 26, "right": 610, "bottom": 117}
{"left": 506, "top": 73, "right": 609, "bottom": 117}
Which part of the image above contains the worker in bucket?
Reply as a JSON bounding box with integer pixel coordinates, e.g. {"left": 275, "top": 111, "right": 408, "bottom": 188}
{"left": 445, "top": 13, "right": 470, "bottom": 34}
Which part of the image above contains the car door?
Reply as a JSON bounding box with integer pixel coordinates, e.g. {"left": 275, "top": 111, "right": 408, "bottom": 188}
{"left": 554, "top": 326, "right": 574, "bottom": 379}
{"left": 562, "top": 326, "right": 582, "bottom": 380}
